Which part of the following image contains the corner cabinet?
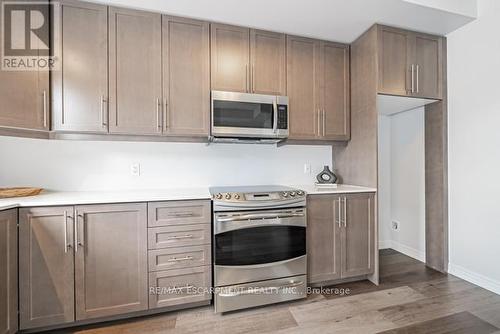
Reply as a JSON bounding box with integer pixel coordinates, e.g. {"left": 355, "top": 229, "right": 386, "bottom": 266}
{"left": 307, "top": 193, "right": 375, "bottom": 284}
{"left": 378, "top": 25, "right": 443, "bottom": 99}
{"left": 287, "top": 36, "right": 350, "bottom": 141}
{"left": 0, "top": 209, "right": 18, "bottom": 334}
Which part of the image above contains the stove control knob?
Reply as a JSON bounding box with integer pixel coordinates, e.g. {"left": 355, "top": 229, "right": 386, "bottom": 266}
{"left": 290, "top": 191, "right": 296, "bottom": 197}
{"left": 225, "top": 193, "right": 231, "bottom": 200}
{"left": 297, "top": 190, "right": 304, "bottom": 196}
{"left": 234, "top": 194, "right": 240, "bottom": 200}
{"left": 282, "top": 192, "right": 289, "bottom": 197}
{"left": 215, "top": 193, "right": 223, "bottom": 199}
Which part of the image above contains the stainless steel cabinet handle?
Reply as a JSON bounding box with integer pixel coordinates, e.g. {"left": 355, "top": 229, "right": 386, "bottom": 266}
{"left": 322, "top": 109, "right": 326, "bottom": 136}
{"left": 100, "top": 96, "right": 107, "bottom": 126}
{"left": 410, "top": 64, "right": 415, "bottom": 93}
{"left": 156, "top": 98, "right": 162, "bottom": 131}
{"left": 245, "top": 64, "right": 249, "bottom": 92}
{"left": 42, "top": 90, "right": 47, "bottom": 128}
{"left": 317, "top": 109, "right": 321, "bottom": 136}
{"left": 337, "top": 198, "right": 341, "bottom": 228}
{"left": 170, "top": 212, "right": 195, "bottom": 218}
{"left": 343, "top": 197, "right": 347, "bottom": 227}
{"left": 416, "top": 64, "right": 420, "bottom": 93}
{"left": 172, "top": 284, "right": 194, "bottom": 291}
{"left": 218, "top": 281, "right": 304, "bottom": 297}
{"left": 75, "top": 213, "right": 84, "bottom": 251}
{"left": 251, "top": 64, "right": 255, "bottom": 93}
{"left": 167, "top": 256, "right": 194, "bottom": 262}
{"left": 164, "top": 98, "right": 168, "bottom": 129}
{"left": 167, "top": 234, "right": 193, "bottom": 240}
{"left": 64, "top": 211, "right": 68, "bottom": 253}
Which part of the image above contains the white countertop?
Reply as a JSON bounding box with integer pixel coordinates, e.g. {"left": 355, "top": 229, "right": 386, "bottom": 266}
{"left": 0, "top": 184, "right": 376, "bottom": 210}
{"left": 0, "top": 188, "right": 211, "bottom": 210}
{"left": 293, "top": 184, "right": 377, "bottom": 195}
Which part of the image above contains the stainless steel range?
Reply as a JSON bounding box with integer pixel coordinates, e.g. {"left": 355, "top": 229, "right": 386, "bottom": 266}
{"left": 210, "top": 185, "right": 307, "bottom": 313}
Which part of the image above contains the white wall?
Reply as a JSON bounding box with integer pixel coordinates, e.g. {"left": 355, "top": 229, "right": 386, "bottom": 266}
{"left": 377, "top": 108, "right": 426, "bottom": 262}
{"left": 390, "top": 108, "right": 426, "bottom": 261}
{"left": 0, "top": 136, "right": 331, "bottom": 191}
{"left": 447, "top": 0, "right": 500, "bottom": 294}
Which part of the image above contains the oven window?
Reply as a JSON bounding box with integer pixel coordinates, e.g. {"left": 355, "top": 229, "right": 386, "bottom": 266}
{"left": 213, "top": 100, "right": 273, "bottom": 129}
{"left": 215, "top": 226, "right": 306, "bottom": 266}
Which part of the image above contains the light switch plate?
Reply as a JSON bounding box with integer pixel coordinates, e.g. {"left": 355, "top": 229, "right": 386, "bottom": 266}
{"left": 304, "top": 164, "right": 311, "bottom": 174}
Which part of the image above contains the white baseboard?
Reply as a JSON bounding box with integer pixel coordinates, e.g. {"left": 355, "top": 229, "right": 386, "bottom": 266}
{"left": 448, "top": 263, "right": 500, "bottom": 296}
{"left": 380, "top": 240, "right": 425, "bottom": 262}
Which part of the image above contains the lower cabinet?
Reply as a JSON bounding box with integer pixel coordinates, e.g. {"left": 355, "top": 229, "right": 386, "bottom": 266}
{"left": 307, "top": 193, "right": 375, "bottom": 284}
{"left": 19, "top": 203, "right": 148, "bottom": 330}
{"left": 0, "top": 209, "right": 18, "bottom": 334}
{"left": 74, "top": 203, "right": 148, "bottom": 320}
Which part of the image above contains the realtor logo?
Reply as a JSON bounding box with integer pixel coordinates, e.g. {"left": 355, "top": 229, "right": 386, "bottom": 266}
{"left": 1, "top": 1, "right": 60, "bottom": 71}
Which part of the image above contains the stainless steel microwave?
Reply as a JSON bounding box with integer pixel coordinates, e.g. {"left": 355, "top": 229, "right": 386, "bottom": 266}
{"left": 211, "top": 91, "right": 289, "bottom": 142}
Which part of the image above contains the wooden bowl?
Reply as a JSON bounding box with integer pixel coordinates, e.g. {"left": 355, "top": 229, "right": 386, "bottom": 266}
{"left": 0, "top": 187, "right": 43, "bottom": 198}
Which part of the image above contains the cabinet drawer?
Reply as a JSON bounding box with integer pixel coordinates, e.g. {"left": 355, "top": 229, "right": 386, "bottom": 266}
{"left": 148, "top": 200, "right": 211, "bottom": 227}
{"left": 148, "top": 224, "right": 211, "bottom": 249}
{"left": 149, "top": 266, "right": 212, "bottom": 309}
{"left": 148, "top": 245, "right": 211, "bottom": 272}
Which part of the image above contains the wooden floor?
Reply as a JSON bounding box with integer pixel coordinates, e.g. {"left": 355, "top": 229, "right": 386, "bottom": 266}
{"left": 53, "top": 249, "right": 500, "bottom": 334}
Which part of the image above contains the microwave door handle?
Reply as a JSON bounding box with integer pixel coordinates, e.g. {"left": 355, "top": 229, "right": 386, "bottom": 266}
{"left": 273, "top": 99, "right": 278, "bottom": 134}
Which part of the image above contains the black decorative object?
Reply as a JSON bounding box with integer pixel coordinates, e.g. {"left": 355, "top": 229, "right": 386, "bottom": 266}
{"left": 316, "top": 165, "right": 337, "bottom": 184}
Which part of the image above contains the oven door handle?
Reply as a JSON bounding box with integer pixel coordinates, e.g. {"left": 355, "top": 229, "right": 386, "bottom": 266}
{"left": 217, "top": 212, "right": 305, "bottom": 222}
{"left": 218, "top": 281, "right": 304, "bottom": 297}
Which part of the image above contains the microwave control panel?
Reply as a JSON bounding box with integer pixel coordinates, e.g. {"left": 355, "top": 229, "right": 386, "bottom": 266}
{"left": 277, "top": 105, "right": 288, "bottom": 129}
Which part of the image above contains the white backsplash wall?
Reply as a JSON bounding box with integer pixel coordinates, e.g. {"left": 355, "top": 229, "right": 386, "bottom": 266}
{"left": 0, "top": 136, "right": 332, "bottom": 191}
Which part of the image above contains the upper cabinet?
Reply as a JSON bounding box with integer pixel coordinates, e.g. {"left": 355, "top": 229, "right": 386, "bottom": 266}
{"left": 163, "top": 16, "right": 210, "bottom": 137}
{"left": 286, "top": 36, "right": 320, "bottom": 140}
{"left": 210, "top": 24, "right": 249, "bottom": 93}
{"left": 250, "top": 29, "right": 286, "bottom": 95}
{"left": 287, "top": 36, "right": 350, "bottom": 141}
{"left": 378, "top": 25, "right": 443, "bottom": 99}
{"left": 52, "top": 0, "right": 108, "bottom": 133}
{"left": 108, "top": 7, "right": 162, "bottom": 135}
{"left": 0, "top": 1, "right": 49, "bottom": 133}
{"left": 211, "top": 24, "right": 286, "bottom": 95}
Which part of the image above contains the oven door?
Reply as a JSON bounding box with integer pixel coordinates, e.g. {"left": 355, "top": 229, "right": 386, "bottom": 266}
{"left": 214, "top": 208, "right": 307, "bottom": 286}
{"left": 211, "top": 91, "right": 278, "bottom": 138}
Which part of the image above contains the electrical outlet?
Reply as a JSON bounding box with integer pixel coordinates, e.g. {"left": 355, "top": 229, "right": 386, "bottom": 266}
{"left": 304, "top": 164, "right": 311, "bottom": 174}
{"left": 392, "top": 221, "right": 399, "bottom": 231}
{"left": 130, "top": 163, "right": 141, "bottom": 176}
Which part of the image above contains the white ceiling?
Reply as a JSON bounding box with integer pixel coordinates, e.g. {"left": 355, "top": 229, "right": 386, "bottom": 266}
{"left": 96, "top": 0, "right": 477, "bottom": 43}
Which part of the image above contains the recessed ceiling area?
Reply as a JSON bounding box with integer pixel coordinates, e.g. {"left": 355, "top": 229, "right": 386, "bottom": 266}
{"left": 96, "top": 0, "right": 477, "bottom": 43}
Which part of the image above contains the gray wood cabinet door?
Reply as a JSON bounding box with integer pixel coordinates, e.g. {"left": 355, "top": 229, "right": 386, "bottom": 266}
{"left": 19, "top": 207, "right": 75, "bottom": 330}
{"left": 307, "top": 195, "right": 341, "bottom": 284}
{"left": 287, "top": 35, "right": 321, "bottom": 140}
{"left": 412, "top": 33, "right": 443, "bottom": 99}
{"left": 52, "top": 0, "right": 108, "bottom": 133}
{"left": 377, "top": 26, "right": 412, "bottom": 97}
{"left": 341, "top": 193, "right": 375, "bottom": 278}
{"left": 250, "top": 29, "right": 286, "bottom": 95}
{"left": 0, "top": 0, "right": 49, "bottom": 132}
{"left": 74, "top": 203, "right": 148, "bottom": 320}
{"left": 0, "top": 209, "right": 17, "bottom": 334}
{"left": 109, "top": 7, "right": 162, "bottom": 135}
{"left": 210, "top": 23, "right": 250, "bottom": 93}
{"left": 163, "top": 16, "right": 210, "bottom": 137}
{"left": 321, "top": 42, "right": 350, "bottom": 140}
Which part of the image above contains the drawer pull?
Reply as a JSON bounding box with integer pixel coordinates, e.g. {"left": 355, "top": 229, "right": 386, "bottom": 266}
{"left": 172, "top": 284, "right": 195, "bottom": 291}
{"left": 170, "top": 212, "right": 196, "bottom": 218}
{"left": 167, "top": 234, "right": 193, "bottom": 240}
{"left": 167, "top": 256, "right": 194, "bottom": 262}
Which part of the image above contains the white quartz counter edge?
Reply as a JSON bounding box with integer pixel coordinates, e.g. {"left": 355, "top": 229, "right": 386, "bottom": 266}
{"left": 0, "top": 185, "right": 377, "bottom": 211}
{"left": 0, "top": 188, "right": 211, "bottom": 210}
{"left": 292, "top": 184, "right": 377, "bottom": 195}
